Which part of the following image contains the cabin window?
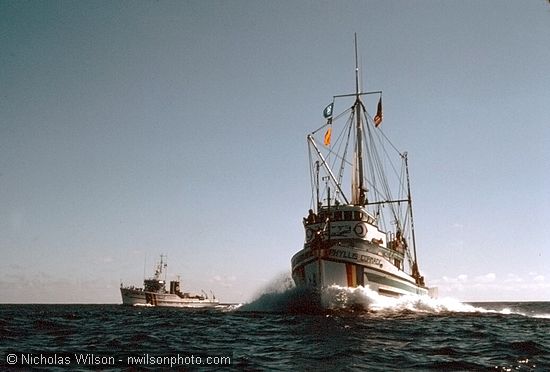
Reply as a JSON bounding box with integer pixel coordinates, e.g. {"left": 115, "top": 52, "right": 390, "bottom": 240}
{"left": 333, "top": 212, "right": 342, "bottom": 221}
{"left": 344, "top": 211, "right": 352, "bottom": 221}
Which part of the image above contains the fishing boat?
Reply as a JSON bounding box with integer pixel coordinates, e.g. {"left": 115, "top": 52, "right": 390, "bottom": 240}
{"left": 120, "top": 255, "right": 219, "bottom": 307}
{"left": 291, "top": 36, "right": 436, "bottom": 298}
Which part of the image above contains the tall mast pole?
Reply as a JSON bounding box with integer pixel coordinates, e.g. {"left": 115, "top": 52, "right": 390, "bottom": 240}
{"left": 404, "top": 153, "right": 422, "bottom": 285}
{"left": 355, "top": 33, "right": 360, "bottom": 97}
{"left": 315, "top": 161, "right": 320, "bottom": 212}
{"left": 353, "top": 33, "right": 365, "bottom": 205}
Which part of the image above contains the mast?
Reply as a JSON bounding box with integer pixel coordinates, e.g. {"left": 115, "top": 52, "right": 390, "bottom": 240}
{"left": 352, "top": 33, "right": 365, "bottom": 205}
{"left": 327, "top": 186, "right": 331, "bottom": 241}
{"left": 404, "top": 153, "right": 423, "bottom": 285}
{"left": 354, "top": 33, "right": 360, "bottom": 98}
{"left": 315, "top": 161, "right": 320, "bottom": 212}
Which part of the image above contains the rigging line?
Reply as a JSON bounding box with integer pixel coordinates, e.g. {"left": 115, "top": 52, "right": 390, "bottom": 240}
{"left": 378, "top": 126, "right": 402, "bottom": 157}
{"left": 328, "top": 115, "right": 351, "bottom": 175}
{"left": 388, "top": 160, "right": 408, "bottom": 232}
{"left": 402, "top": 204, "right": 411, "bottom": 234}
{"left": 374, "top": 135, "right": 402, "bottom": 228}
{"left": 400, "top": 162, "right": 409, "bottom": 221}
{"left": 316, "top": 113, "right": 355, "bottom": 170}
{"left": 369, "top": 111, "right": 402, "bottom": 184}
{"left": 363, "top": 124, "right": 391, "bottom": 226}
{"left": 359, "top": 119, "right": 391, "bottom": 205}
{"left": 337, "top": 117, "right": 354, "bottom": 186}
{"left": 324, "top": 146, "right": 352, "bottom": 169}
{"left": 363, "top": 110, "right": 399, "bottom": 189}
{"left": 362, "top": 106, "right": 407, "bottom": 225}
{"left": 399, "top": 158, "right": 406, "bottom": 196}
{"left": 363, "top": 110, "right": 400, "bottom": 226}
{"left": 308, "top": 143, "right": 316, "bottom": 209}
{"left": 362, "top": 107, "right": 403, "bottom": 157}
{"left": 370, "top": 141, "right": 394, "bottom": 223}
{"left": 307, "top": 135, "right": 350, "bottom": 205}
{"left": 363, "top": 119, "right": 377, "bottom": 197}
{"left": 310, "top": 107, "right": 353, "bottom": 136}
{"left": 394, "top": 159, "right": 409, "bottom": 223}
{"left": 363, "top": 113, "right": 381, "bottom": 193}
{"left": 329, "top": 114, "right": 353, "bottom": 189}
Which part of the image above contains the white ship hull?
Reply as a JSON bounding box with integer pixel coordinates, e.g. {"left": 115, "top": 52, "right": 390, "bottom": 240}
{"left": 120, "top": 255, "right": 220, "bottom": 308}
{"left": 120, "top": 288, "right": 219, "bottom": 308}
{"left": 292, "top": 243, "right": 428, "bottom": 297}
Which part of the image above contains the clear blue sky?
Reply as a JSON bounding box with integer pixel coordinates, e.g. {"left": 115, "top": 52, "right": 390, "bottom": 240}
{"left": 1, "top": 0, "right": 549, "bottom": 303}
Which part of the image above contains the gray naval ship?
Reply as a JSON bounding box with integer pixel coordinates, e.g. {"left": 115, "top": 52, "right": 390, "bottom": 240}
{"left": 120, "top": 255, "right": 219, "bottom": 308}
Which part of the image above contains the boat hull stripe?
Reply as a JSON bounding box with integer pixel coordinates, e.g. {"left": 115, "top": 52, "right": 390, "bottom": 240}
{"left": 294, "top": 256, "right": 420, "bottom": 288}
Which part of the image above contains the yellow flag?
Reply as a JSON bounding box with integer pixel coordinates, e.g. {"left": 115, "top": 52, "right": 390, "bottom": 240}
{"left": 324, "top": 127, "right": 332, "bottom": 146}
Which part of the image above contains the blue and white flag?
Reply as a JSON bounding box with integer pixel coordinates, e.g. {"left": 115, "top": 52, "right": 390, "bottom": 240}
{"left": 323, "top": 102, "right": 334, "bottom": 118}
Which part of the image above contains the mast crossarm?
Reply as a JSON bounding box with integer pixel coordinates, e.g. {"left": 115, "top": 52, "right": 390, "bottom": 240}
{"left": 365, "top": 198, "right": 408, "bottom": 206}
{"left": 307, "top": 135, "right": 349, "bottom": 205}
{"left": 333, "top": 90, "right": 382, "bottom": 99}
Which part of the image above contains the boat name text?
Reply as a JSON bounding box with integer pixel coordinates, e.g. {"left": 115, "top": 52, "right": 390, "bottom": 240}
{"left": 292, "top": 248, "right": 382, "bottom": 267}
{"left": 327, "top": 249, "right": 382, "bottom": 266}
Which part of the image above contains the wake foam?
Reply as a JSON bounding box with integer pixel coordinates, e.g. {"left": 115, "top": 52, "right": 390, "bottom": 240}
{"left": 322, "top": 286, "right": 550, "bottom": 318}
{"left": 320, "top": 285, "right": 486, "bottom": 314}
{"left": 237, "top": 276, "right": 550, "bottom": 318}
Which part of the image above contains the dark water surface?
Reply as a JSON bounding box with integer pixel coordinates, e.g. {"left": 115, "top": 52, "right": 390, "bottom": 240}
{"left": 1, "top": 288, "right": 549, "bottom": 371}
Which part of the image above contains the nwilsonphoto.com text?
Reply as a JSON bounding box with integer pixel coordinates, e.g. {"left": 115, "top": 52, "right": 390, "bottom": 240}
{"left": 4, "top": 352, "right": 231, "bottom": 368}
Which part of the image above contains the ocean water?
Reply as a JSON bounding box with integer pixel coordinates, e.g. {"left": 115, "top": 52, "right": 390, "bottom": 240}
{"left": 1, "top": 285, "right": 549, "bottom": 371}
